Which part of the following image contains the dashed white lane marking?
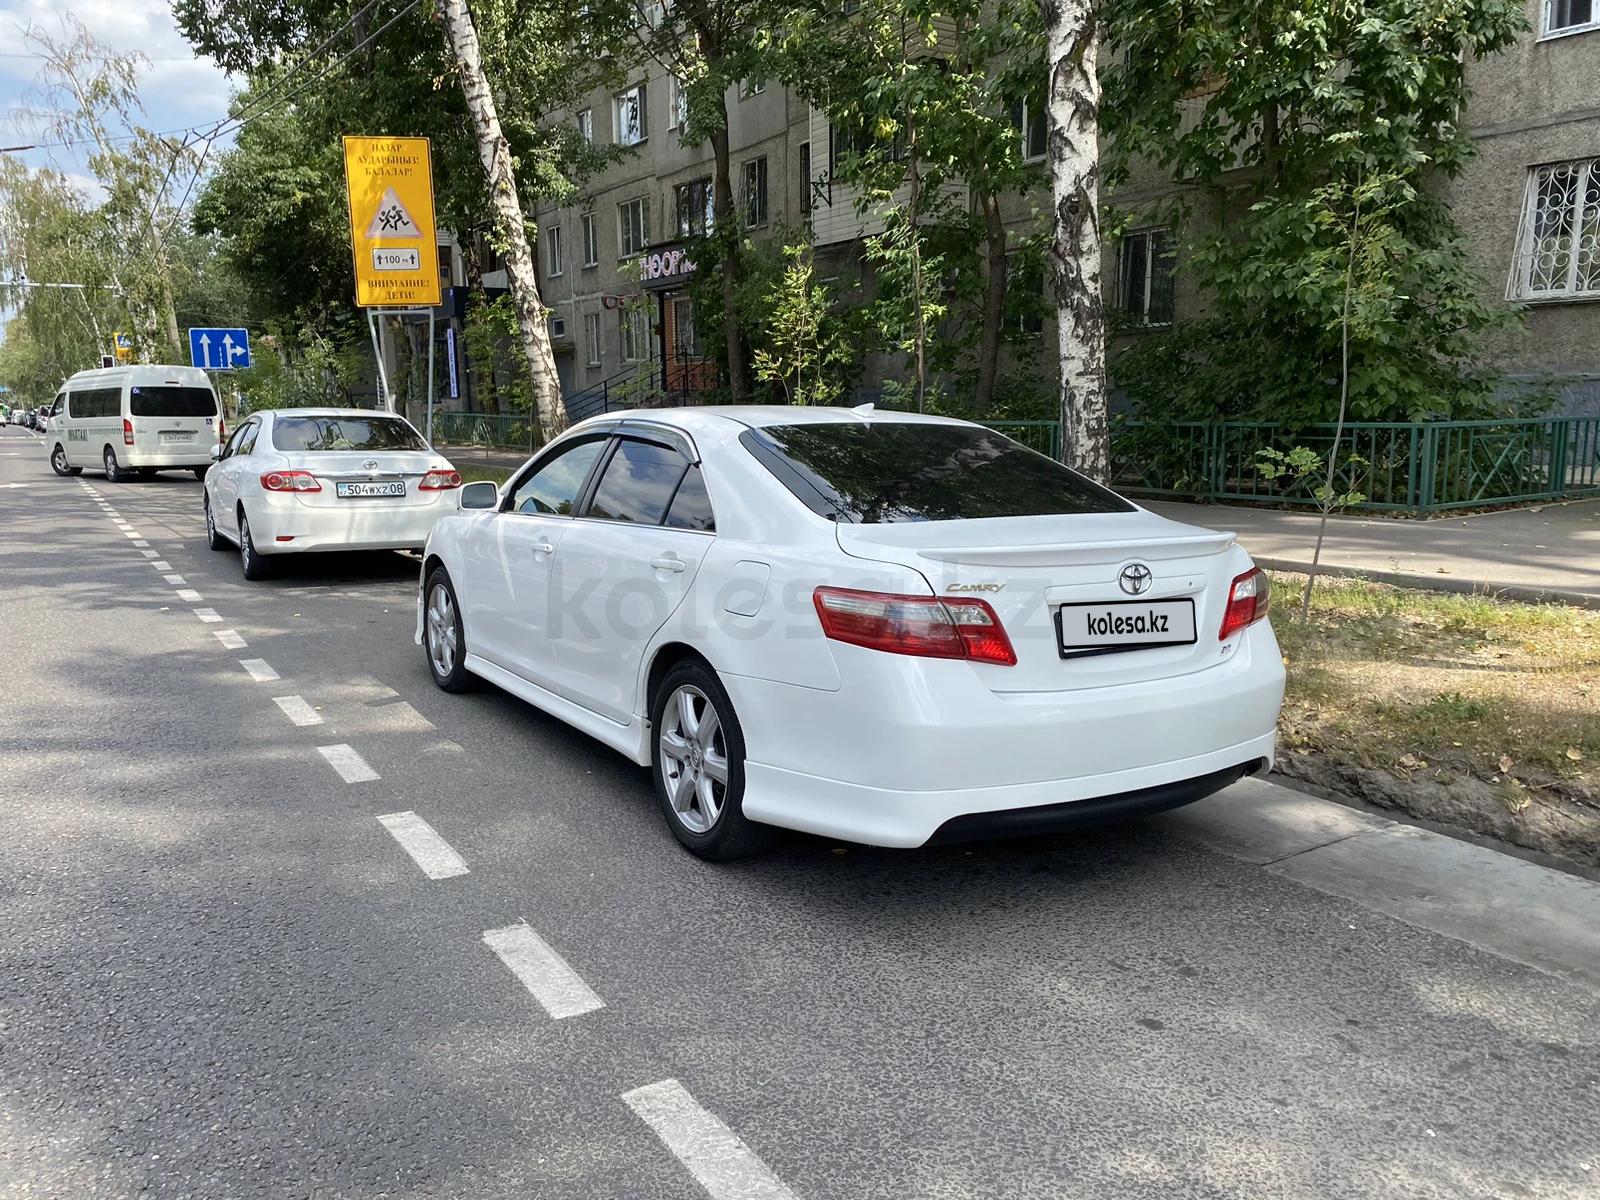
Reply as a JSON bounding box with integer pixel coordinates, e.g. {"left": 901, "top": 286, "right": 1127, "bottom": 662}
{"left": 239, "top": 659, "right": 279, "bottom": 682}
{"left": 376, "top": 812, "right": 469, "bottom": 880}
{"left": 150, "top": 559, "right": 171, "bottom": 569}
{"left": 163, "top": 574, "right": 187, "bottom": 585}
{"left": 114, "top": 520, "right": 132, "bottom": 528}
{"left": 141, "top": 550, "right": 160, "bottom": 559}
{"left": 123, "top": 531, "right": 142, "bottom": 539}
{"left": 175, "top": 588, "right": 203, "bottom": 603}
{"left": 132, "top": 539, "right": 149, "bottom": 547}
{"left": 272, "top": 695, "right": 323, "bottom": 726}
{"left": 194, "top": 607, "right": 223, "bottom": 622}
{"left": 318, "top": 744, "right": 379, "bottom": 783}
{"left": 213, "top": 629, "right": 247, "bottom": 650}
{"left": 481, "top": 923, "right": 604, "bottom": 1020}
{"left": 622, "top": 1080, "right": 798, "bottom": 1200}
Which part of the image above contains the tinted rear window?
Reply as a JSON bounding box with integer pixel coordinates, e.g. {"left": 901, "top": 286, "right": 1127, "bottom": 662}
{"left": 272, "top": 416, "right": 426, "bottom": 452}
{"left": 741, "top": 422, "right": 1135, "bottom": 523}
{"left": 128, "top": 386, "right": 217, "bottom": 417}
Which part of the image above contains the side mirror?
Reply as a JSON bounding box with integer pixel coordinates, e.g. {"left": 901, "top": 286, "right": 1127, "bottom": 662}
{"left": 209, "top": 445, "right": 223, "bottom": 461}
{"left": 459, "top": 480, "right": 499, "bottom": 510}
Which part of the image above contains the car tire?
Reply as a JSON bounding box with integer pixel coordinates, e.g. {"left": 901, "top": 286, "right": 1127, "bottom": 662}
{"left": 238, "top": 511, "right": 272, "bottom": 581}
{"left": 423, "top": 568, "right": 472, "bottom": 693}
{"left": 204, "top": 497, "right": 228, "bottom": 551}
{"left": 50, "top": 444, "right": 81, "bottom": 476}
{"left": 649, "top": 659, "right": 772, "bottom": 861}
{"left": 103, "top": 446, "right": 127, "bottom": 482}
{"left": 193, "top": 467, "right": 208, "bottom": 481}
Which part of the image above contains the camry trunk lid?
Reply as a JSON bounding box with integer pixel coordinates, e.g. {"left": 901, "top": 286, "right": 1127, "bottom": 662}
{"left": 835, "top": 509, "right": 1240, "bottom": 692}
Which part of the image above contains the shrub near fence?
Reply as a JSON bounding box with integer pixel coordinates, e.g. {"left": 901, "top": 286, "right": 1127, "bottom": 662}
{"left": 1111, "top": 417, "right": 1600, "bottom": 515}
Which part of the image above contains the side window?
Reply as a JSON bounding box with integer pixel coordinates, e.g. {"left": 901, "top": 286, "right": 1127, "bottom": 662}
{"left": 221, "top": 422, "right": 252, "bottom": 459}
{"left": 59, "top": 393, "right": 73, "bottom": 417}
{"left": 50, "top": 394, "right": 65, "bottom": 417}
{"left": 236, "top": 423, "right": 260, "bottom": 456}
{"left": 663, "top": 465, "right": 715, "bottom": 532}
{"left": 586, "top": 438, "right": 689, "bottom": 525}
{"left": 507, "top": 436, "right": 607, "bottom": 515}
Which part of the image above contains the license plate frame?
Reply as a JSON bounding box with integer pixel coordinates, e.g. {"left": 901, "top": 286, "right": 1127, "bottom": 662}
{"left": 1054, "top": 598, "right": 1198, "bottom": 659}
{"left": 158, "top": 430, "right": 192, "bottom": 443}
{"left": 335, "top": 480, "right": 406, "bottom": 499}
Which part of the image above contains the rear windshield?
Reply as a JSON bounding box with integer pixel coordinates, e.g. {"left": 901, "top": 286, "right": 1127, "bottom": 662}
{"left": 740, "top": 422, "right": 1135, "bottom": 523}
{"left": 128, "top": 386, "right": 218, "bottom": 418}
{"left": 271, "top": 415, "right": 426, "bottom": 452}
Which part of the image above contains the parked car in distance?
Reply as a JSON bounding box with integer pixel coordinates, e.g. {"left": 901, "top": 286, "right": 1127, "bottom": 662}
{"left": 204, "top": 407, "right": 462, "bottom": 580}
{"left": 45, "top": 365, "right": 223, "bottom": 480}
{"left": 417, "top": 406, "right": 1286, "bottom": 861}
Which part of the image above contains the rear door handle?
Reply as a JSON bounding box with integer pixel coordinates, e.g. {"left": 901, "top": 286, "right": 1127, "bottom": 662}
{"left": 650, "top": 555, "right": 686, "bottom": 573}
{"left": 532, "top": 540, "right": 556, "bottom": 555}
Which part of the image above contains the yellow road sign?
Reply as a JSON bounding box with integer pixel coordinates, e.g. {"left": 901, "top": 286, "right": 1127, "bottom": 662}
{"left": 342, "top": 136, "right": 442, "bottom": 308}
{"left": 114, "top": 331, "right": 133, "bottom": 362}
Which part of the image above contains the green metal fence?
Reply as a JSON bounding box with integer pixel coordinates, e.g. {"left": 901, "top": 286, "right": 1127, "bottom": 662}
{"left": 1110, "top": 417, "right": 1600, "bottom": 515}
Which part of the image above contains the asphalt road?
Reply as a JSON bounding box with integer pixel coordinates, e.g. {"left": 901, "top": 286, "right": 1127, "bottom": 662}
{"left": 2, "top": 423, "right": 1597, "bottom": 1199}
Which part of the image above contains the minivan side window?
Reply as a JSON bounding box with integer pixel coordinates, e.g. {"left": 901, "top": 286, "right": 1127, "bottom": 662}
{"left": 68, "top": 388, "right": 120, "bottom": 418}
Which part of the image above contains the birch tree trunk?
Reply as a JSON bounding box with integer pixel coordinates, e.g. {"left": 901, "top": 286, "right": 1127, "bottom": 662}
{"left": 1043, "top": 0, "right": 1108, "bottom": 480}
{"left": 436, "top": 0, "right": 567, "bottom": 442}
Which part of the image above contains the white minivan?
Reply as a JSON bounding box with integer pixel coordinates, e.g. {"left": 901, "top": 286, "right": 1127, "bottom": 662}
{"left": 47, "top": 365, "right": 223, "bottom": 481}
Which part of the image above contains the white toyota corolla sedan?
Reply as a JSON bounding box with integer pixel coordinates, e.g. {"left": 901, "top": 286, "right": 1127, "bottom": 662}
{"left": 204, "top": 407, "right": 461, "bottom": 579}
{"left": 418, "top": 406, "right": 1284, "bottom": 860}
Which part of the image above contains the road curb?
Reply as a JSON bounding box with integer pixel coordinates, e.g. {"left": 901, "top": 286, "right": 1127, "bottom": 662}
{"left": 1255, "top": 556, "right": 1600, "bottom": 610}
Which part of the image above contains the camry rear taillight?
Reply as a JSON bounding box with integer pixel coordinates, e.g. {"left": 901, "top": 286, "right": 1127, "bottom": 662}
{"left": 260, "top": 469, "right": 321, "bottom": 492}
{"left": 419, "top": 469, "right": 462, "bottom": 490}
{"left": 122, "top": 418, "right": 134, "bottom": 446}
{"left": 1219, "top": 567, "right": 1271, "bottom": 640}
{"left": 813, "top": 587, "right": 1017, "bottom": 665}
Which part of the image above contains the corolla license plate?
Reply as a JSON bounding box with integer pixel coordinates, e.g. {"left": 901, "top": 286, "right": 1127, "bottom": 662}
{"left": 335, "top": 480, "right": 406, "bottom": 499}
{"left": 1056, "top": 599, "right": 1197, "bottom": 658}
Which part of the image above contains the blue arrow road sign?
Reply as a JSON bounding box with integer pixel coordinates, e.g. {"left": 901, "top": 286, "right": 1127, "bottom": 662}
{"left": 188, "top": 327, "right": 251, "bottom": 371}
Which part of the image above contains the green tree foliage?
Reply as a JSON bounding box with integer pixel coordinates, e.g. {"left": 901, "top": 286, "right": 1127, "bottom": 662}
{"left": 1100, "top": 0, "right": 1528, "bottom": 424}
{"left": 752, "top": 245, "right": 855, "bottom": 405}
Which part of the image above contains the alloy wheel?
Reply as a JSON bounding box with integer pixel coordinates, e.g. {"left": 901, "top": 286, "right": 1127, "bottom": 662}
{"left": 426, "top": 583, "right": 458, "bottom": 678}
{"left": 240, "top": 516, "right": 253, "bottom": 571}
{"left": 657, "top": 684, "right": 730, "bottom": 834}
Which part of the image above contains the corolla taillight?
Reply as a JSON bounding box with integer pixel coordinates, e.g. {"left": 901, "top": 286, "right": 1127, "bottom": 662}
{"left": 260, "top": 470, "right": 322, "bottom": 492}
{"left": 813, "top": 587, "right": 1017, "bottom": 666}
{"left": 419, "top": 470, "right": 463, "bottom": 490}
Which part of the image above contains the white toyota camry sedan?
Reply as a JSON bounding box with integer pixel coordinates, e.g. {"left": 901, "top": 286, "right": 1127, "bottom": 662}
{"left": 418, "top": 406, "right": 1285, "bottom": 860}
{"left": 204, "top": 407, "right": 461, "bottom": 579}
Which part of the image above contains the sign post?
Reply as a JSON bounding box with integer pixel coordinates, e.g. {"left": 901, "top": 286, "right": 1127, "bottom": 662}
{"left": 342, "top": 136, "right": 442, "bottom": 445}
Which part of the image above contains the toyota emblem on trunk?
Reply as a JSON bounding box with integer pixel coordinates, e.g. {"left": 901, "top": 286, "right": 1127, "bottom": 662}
{"left": 363, "top": 459, "right": 380, "bottom": 471}
{"left": 1118, "top": 563, "right": 1153, "bottom": 595}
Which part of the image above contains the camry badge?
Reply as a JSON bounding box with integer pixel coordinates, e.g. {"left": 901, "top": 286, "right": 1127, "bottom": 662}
{"left": 1118, "top": 563, "right": 1153, "bottom": 596}
{"left": 948, "top": 582, "right": 1004, "bottom": 594}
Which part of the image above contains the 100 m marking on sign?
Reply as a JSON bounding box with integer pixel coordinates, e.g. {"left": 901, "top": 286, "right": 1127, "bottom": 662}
{"left": 372, "top": 248, "right": 421, "bottom": 271}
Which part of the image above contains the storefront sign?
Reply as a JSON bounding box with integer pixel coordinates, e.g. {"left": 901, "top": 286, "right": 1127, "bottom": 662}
{"left": 637, "top": 246, "right": 696, "bottom": 285}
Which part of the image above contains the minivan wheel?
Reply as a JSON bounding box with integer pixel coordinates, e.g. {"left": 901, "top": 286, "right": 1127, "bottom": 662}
{"left": 204, "top": 497, "right": 228, "bottom": 551}
{"left": 238, "top": 511, "right": 272, "bottom": 581}
{"left": 50, "top": 444, "right": 80, "bottom": 476}
{"left": 103, "top": 446, "right": 126, "bottom": 482}
{"left": 424, "top": 569, "right": 472, "bottom": 692}
{"left": 650, "top": 660, "right": 772, "bottom": 861}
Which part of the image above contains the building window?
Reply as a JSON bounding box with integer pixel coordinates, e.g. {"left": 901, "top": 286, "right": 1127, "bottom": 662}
{"left": 741, "top": 156, "right": 768, "bottom": 227}
{"left": 675, "top": 178, "right": 714, "bottom": 237}
{"left": 1117, "top": 229, "right": 1175, "bottom": 326}
{"left": 615, "top": 84, "right": 647, "bottom": 147}
{"left": 581, "top": 213, "right": 599, "bottom": 268}
{"left": 1543, "top": 0, "right": 1598, "bottom": 37}
{"left": 799, "top": 142, "right": 812, "bottom": 215}
{"left": 1008, "top": 257, "right": 1046, "bottom": 336}
{"left": 577, "top": 109, "right": 593, "bottom": 144}
{"left": 1510, "top": 157, "right": 1600, "bottom": 300}
{"left": 545, "top": 223, "right": 562, "bottom": 277}
{"left": 620, "top": 305, "right": 651, "bottom": 363}
{"left": 548, "top": 314, "right": 566, "bottom": 339}
{"left": 1012, "top": 98, "right": 1047, "bottom": 162}
{"left": 740, "top": 79, "right": 766, "bottom": 99}
{"left": 583, "top": 312, "right": 602, "bottom": 367}
{"left": 669, "top": 76, "right": 689, "bottom": 131}
{"left": 618, "top": 196, "right": 650, "bottom": 257}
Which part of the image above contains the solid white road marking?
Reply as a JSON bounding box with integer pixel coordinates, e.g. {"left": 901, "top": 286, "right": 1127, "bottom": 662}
{"left": 272, "top": 695, "right": 323, "bottom": 726}
{"left": 213, "top": 629, "right": 248, "bottom": 650}
{"left": 0, "top": 483, "right": 32, "bottom": 489}
{"left": 376, "top": 812, "right": 469, "bottom": 880}
{"left": 175, "top": 588, "right": 203, "bottom": 603}
{"left": 163, "top": 574, "right": 187, "bottom": 585}
{"left": 318, "top": 744, "right": 379, "bottom": 783}
{"left": 239, "top": 659, "right": 279, "bottom": 682}
{"left": 481, "top": 923, "right": 604, "bottom": 1020}
{"left": 622, "top": 1080, "right": 799, "bottom": 1200}
{"left": 194, "top": 607, "right": 223, "bottom": 622}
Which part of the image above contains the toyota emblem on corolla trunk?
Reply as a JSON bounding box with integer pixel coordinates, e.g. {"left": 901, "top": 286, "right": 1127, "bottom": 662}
{"left": 363, "top": 459, "right": 380, "bottom": 471}
{"left": 1118, "top": 563, "right": 1153, "bottom": 595}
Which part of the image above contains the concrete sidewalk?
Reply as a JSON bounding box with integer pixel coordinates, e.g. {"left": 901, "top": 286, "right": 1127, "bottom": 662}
{"left": 1147, "top": 498, "right": 1600, "bottom": 607}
